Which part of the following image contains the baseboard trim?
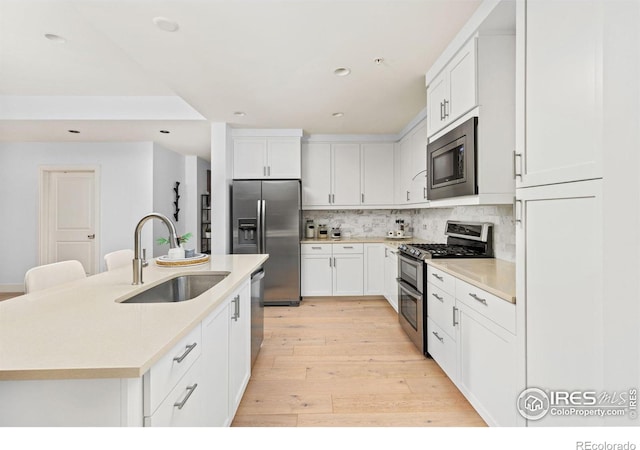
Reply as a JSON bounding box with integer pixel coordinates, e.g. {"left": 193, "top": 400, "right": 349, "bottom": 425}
{"left": 0, "top": 284, "right": 23, "bottom": 293}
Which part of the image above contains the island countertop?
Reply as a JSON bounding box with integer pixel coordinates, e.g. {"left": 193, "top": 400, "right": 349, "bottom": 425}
{"left": 0, "top": 254, "right": 268, "bottom": 381}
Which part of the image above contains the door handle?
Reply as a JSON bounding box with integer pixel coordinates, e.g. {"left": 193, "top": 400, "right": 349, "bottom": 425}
{"left": 87, "top": 234, "right": 95, "bottom": 239}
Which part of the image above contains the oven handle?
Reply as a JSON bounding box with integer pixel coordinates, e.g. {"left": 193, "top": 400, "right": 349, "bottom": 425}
{"left": 398, "top": 253, "right": 422, "bottom": 269}
{"left": 396, "top": 278, "right": 422, "bottom": 299}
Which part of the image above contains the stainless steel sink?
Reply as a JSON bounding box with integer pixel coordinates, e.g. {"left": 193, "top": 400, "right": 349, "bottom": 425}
{"left": 120, "top": 272, "right": 230, "bottom": 304}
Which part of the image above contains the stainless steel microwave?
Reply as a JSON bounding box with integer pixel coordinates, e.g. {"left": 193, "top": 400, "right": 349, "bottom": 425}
{"left": 427, "top": 117, "right": 478, "bottom": 200}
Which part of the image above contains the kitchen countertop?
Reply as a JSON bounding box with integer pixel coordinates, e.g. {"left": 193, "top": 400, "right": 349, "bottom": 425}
{"left": 0, "top": 254, "right": 268, "bottom": 381}
{"left": 301, "top": 236, "right": 431, "bottom": 247}
{"left": 426, "top": 258, "right": 516, "bottom": 303}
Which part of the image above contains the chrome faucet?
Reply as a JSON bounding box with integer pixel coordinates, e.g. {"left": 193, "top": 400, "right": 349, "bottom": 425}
{"left": 133, "top": 213, "right": 179, "bottom": 285}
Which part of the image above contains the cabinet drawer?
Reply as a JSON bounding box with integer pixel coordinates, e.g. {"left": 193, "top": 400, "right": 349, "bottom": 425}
{"left": 332, "top": 243, "right": 364, "bottom": 254}
{"left": 144, "top": 357, "right": 204, "bottom": 427}
{"left": 426, "top": 265, "right": 456, "bottom": 295}
{"left": 144, "top": 324, "right": 202, "bottom": 416}
{"left": 426, "top": 282, "right": 456, "bottom": 339}
{"left": 426, "top": 317, "right": 457, "bottom": 381}
{"left": 456, "top": 279, "right": 515, "bottom": 334}
{"left": 301, "top": 243, "right": 332, "bottom": 254}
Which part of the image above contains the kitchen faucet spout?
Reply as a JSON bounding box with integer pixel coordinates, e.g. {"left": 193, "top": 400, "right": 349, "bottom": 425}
{"left": 132, "top": 213, "right": 179, "bottom": 285}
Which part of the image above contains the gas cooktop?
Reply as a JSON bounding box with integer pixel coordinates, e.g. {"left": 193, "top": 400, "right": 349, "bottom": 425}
{"left": 397, "top": 221, "right": 494, "bottom": 261}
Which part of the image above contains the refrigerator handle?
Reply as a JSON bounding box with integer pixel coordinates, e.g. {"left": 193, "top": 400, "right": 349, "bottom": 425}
{"left": 261, "top": 199, "right": 267, "bottom": 253}
{"left": 256, "top": 200, "right": 262, "bottom": 253}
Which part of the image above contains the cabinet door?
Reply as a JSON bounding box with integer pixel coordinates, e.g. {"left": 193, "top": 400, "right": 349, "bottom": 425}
{"left": 448, "top": 37, "right": 477, "bottom": 121}
{"left": 301, "top": 254, "right": 333, "bottom": 296}
{"left": 410, "top": 121, "right": 429, "bottom": 202}
{"left": 332, "top": 143, "right": 361, "bottom": 205}
{"left": 384, "top": 248, "right": 398, "bottom": 311}
{"left": 516, "top": 180, "right": 603, "bottom": 426}
{"left": 361, "top": 143, "right": 394, "bottom": 205}
{"left": 233, "top": 138, "right": 267, "bottom": 179}
{"left": 302, "top": 143, "right": 332, "bottom": 206}
{"left": 228, "top": 280, "right": 251, "bottom": 418}
{"left": 363, "top": 244, "right": 385, "bottom": 295}
{"left": 333, "top": 254, "right": 364, "bottom": 296}
{"left": 398, "top": 136, "right": 414, "bottom": 204}
{"left": 456, "top": 303, "right": 518, "bottom": 427}
{"left": 517, "top": 0, "right": 603, "bottom": 187}
{"left": 267, "top": 138, "right": 301, "bottom": 179}
{"left": 427, "top": 73, "right": 448, "bottom": 137}
{"left": 201, "top": 302, "right": 230, "bottom": 427}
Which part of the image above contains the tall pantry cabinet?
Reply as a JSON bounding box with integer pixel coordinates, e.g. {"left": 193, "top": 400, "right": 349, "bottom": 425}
{"left": 515, "top": 0, "right": 640, "bottom": 426}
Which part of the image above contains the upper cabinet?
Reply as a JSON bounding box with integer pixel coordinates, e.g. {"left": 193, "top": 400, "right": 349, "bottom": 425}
{"left": 515, "top": 0, "right": 603, "bottom": 188}
{"left": 302, "top": 141, "right": 395, "bottom": 209}
{"left": 232, "top": 130, "right": 303, "bottom": 179}
{"left": 396, "top": 118, "right": 428, "bottom": 206}
{"left": 427, "top": 38, "right": 477, "bottom": 137}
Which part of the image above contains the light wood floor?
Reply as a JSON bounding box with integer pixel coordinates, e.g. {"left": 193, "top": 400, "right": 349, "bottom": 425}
{"left": 232, "top": 297, "right": 486, "bottom": 427}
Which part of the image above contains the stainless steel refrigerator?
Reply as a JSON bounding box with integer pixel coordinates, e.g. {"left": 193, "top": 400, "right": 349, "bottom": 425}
{"left": 231, "top": 180, "right": 301, "bottom": 306}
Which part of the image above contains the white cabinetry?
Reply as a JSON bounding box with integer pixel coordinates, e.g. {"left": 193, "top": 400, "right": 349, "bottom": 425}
{"left": 201, "top": 297, "right": 230, "bottom": 427}
{"left": 516, "top": 180, "right": 604, "bottom": 426}
{"left": 233, "top": 133, "right": 302, "bottom": 179}
{"left": 363, "top": 244, "right": 385, "bottom": 295}
{"left": 383, "top": 246, "right": 398, "bottom": 312}
{"left": 361, "top": 143, "right": 395, "bottom": 205}
{"left": 302, "top": 141, "right": 395, "bottom": 208}
{"left": 425, "top": 264, "right": 519, "bottom": 427}
{"left": 515, "top": 0, "right": 602, "bottom": 188}
{"left": 301, "top": 243, "right": 363, "bottom": 297}
{"left": 228, "top": 280, "right": 252, "bottom": 418}
{"left": 427, "top": 38, "right": 477, "bottom": 136}
{"left": 396, "top": 119, "right": 429, "bottom": 206}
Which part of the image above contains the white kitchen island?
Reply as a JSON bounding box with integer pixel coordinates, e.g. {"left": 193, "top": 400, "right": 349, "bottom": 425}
{"left": 0, "top": 254, "right": 268, "bottom": 427}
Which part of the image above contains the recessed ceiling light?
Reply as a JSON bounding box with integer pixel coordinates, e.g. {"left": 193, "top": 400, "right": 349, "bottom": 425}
{"left": 152, "top": 17, "right": 179, "bottom": 32}
{"left": 67, "top": 130, "right": 80, "bottom": 134}
{"left": 44, "top": 33, "right": 66, "bottom": 43}
{"left": 233, "top": 111, "right": 246, "bottom": 117}
{"left": 333, "top": 67, "right": 351, "bottom": 77}
{"left": 374, "top": 58, "right": 384, "bottom": 65}
{"left": 332, "top": 112, "right": 344, "bottom": 118}
{"left": 159, "top": 130, "right": 170, "bottom": 134}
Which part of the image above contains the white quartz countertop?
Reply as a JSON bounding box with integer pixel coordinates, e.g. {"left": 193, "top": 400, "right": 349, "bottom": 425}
{"left": 0, "top": 254, "right": 268, "bottom": 381}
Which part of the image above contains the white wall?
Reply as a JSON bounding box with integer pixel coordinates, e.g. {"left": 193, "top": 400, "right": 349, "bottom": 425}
{"left": 152, "top": 143, "right": 186, "bottom": 257}
{"left": 0, "top": 142, "right": 155, "bottom": 287}
{"left": 184, "top": 155, "right": 210, "bottom": 253}
{"left": 211, "top": 122, "right": 233, "bottom": 254}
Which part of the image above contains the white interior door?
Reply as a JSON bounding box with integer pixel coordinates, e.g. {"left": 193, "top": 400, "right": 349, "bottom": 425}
{"left": 45, "top": 171, "right": 97, "bottom": 275}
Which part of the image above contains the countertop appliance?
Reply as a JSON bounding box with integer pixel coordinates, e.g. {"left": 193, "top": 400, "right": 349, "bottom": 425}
{"left": 396, "top": 220, "right": 494, "bottom": 356}
{"left": 231, "top": 180, "right": 301, "bottom": 306}
{"left": 427, "top": 116, "right": 478, "bottom": 200}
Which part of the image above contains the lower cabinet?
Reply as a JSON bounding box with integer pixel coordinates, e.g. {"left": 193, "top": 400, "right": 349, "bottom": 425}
{"left": 363, "top": 244, "right": 385, "bottom": 295}
{"left": 426, "top": 264, "right": 521, "bottom": 427}
{"left": 201, "top": 296, "right": 230, "bottom": 426}
{"left": 301, "top": 243, "right": 363, "bottom": 296}
{"left": 228, "top": 281, "right": 252, "bottom": 418}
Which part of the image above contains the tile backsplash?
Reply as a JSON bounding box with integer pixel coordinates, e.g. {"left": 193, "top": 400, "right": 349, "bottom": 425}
{"left": 303, "top": 205, "right": 515, "bottom": 262}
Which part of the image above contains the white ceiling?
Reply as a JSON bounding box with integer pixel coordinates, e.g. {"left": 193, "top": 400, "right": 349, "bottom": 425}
{"left": 0, "top": 0, "right": 482, "bottom": 160}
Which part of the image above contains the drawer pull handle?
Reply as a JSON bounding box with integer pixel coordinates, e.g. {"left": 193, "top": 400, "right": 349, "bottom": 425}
{"left": 453, "top": 306, "right": 459, "bottom": 327}
{"left": 173, "top": 342, "right": 197, "bottom": 363}
{"left": 469, "top": 293, "right": 488, "bottom": 305}
{"left": 432, "top": 331, "right": 444, "bottom": 343}
{"left": 343, "top": 246, "right": 354, "bottom": 249}
{"left": 432, "top": 292, "right": 444, "bottom": 302}
{"left": 174, "top": 383, "right": 198, "bottom": 410}
{"left": 431, "top": 273, "right": 444, "bottom": 281}
{"left": 312, "top": 246, "right": 322, "bottom": 250}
